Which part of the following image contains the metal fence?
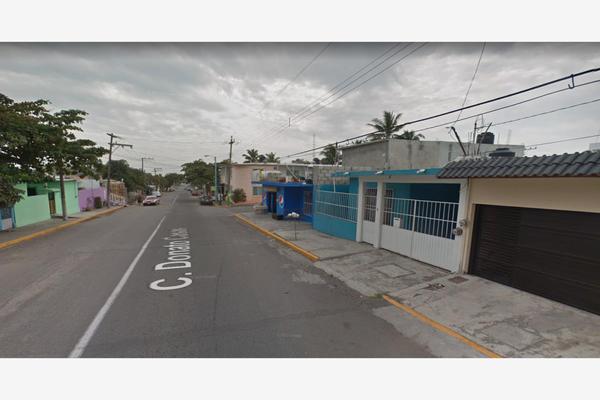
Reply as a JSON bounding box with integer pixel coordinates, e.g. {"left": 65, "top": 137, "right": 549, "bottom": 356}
{"left": 303, "top": 190, "right": 313, "bottom": 216}
{"left": 315, "top": 189, "right": 358, "bottom": 222}
{"left": 382, "top": 197, "right": 458, "bottom": 239}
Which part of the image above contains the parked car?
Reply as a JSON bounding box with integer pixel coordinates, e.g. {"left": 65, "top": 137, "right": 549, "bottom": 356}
{"left": 143, "top": 195, "right": 160, "bottom": 206}
{"left": 152, "top": 190, "right": 161, "bottom": 197}
{"left": 191, "top": 190, "right": 199, "bottom": 196}
{"left": 199, "top": 195, "right": 214, "bottom": 206}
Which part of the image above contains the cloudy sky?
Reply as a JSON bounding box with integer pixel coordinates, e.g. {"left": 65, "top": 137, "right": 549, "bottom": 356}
{"left": 1, "top": 42, "right": 599, "bottom": 172}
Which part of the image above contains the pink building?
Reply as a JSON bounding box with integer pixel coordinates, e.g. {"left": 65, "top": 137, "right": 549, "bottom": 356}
{"left": 222, "top": 163, "right": 317, "bottom": 204}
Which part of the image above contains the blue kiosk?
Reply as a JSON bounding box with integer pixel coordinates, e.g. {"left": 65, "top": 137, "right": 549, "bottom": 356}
{"left": 262, "top": 181, "right": 313, "bottom": 222}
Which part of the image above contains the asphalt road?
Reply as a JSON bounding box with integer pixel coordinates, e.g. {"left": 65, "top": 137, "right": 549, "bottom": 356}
{"left": 0, "top": 190, "right": 431, "bottom": 357}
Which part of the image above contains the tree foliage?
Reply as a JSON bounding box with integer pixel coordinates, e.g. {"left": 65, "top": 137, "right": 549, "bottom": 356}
{"left": 181, "top": 159, "right": 215, "bottom": 189}
{"left": 243, "top": 148, "right": 260, "bottom": 163}
{"left": 320, "top": 144, "right": 339, "bottom": 165}
{"left": 367, "top": 111, "right": 424, "bottom": 141}
{"left": 0, "top": 93, "right": 106, "bottom": 212}
{"left": 264, "top": 152, "right": 280, "bottom": 163}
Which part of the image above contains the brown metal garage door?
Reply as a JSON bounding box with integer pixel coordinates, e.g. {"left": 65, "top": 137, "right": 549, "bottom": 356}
{"left": 470, "top": 205, "right": 600, "bottom": 315}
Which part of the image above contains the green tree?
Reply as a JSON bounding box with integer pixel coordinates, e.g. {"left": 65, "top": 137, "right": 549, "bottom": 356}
{"left": 291, "top": 158, "right": 310, "bottom": 164}
{"left": 163, "top": 173, "right": 183, "bottom": 190}
{"left": 320, "top": 144, "right": 339, "bottom": 165}
{"left": 396, "top": 130, "right": 425, "bottom": 141}
{"left": 264, "top": 152, "right": 280, "bottom": 163}
{"left": 243, "top": 148, "right": 260, "bottom": 163}
{"left": 44, "top": 109, "right": 107, "bottom": 220}
{"left": 181, "top": 159, "right": 214, "bottom": 190}
{"left": 0, "top": 93, "right": 50, "bottom": 205}
{"left": 367, "top": 110, "right": 403, "bottom": 141}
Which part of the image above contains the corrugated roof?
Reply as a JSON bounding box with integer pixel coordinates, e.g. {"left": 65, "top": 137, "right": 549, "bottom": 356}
{"left": 437, "top": 151, "right": 600, "bottom": 179}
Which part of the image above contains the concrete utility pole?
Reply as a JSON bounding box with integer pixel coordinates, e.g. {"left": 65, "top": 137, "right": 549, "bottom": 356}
{"left": 227, "top": 136, "right": 235, "bottom": 195}
{"left": 153, "top": 167, "right": 162, "bottom": 191}
{"left": 106, "top": 133, "right": 132, "bottom": 208}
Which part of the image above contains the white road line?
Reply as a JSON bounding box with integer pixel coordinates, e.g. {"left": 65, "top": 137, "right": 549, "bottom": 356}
{"left": 69, "top": 215, "right": 167, "bottom": 358}
{"left": 171, "top": 194, "right": 179, "bottom": 207}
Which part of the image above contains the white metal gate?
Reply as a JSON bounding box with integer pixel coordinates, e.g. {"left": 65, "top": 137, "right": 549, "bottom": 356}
{"left": 380, "top": 196, "right": 459, "bottom": 271}
{"left": 361, "top": 187, "right": 378, "bottom": 244}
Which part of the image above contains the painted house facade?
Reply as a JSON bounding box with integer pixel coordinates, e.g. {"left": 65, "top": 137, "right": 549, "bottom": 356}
{"left": 312, "top": 169, "right": 467, "bottom": 272}
{"left": 10, "top": 180, "right": 80, "bottom": 228}
{"left": 438, "top": 151, "right": 600, "bottom": 315}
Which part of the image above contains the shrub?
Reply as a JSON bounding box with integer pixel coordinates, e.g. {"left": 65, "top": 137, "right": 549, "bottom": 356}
{"left": 232, "top": 188, "right": 247, "bottom": 203}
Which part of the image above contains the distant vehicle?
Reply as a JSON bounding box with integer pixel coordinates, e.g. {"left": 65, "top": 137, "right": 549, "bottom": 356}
{"left": 152, "top": 190, "right": 161, "bottom": 197}
{"left": 199, "top": 195, "right": 214, "bottom": 206}
{"left": 143, "top": 195, "right": 160, "bottom": 206}
{"left": 191, "top": 190, "right": 199, "bottom": 196}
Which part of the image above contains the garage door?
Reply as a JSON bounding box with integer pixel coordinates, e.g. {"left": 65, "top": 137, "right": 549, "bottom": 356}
{"left": 470, "top": 205, "right": 600, "bottom": 315}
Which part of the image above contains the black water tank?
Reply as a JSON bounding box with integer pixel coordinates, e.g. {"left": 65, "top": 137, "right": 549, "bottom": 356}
{"left": 489, "top": 147, "right": 516, "bottom": 158}
{"left": 476, "top": 131, "right": 495, "bottom": 144}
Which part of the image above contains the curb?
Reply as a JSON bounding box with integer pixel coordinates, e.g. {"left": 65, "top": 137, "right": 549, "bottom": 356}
{"left": 0, "top": 206, "right": 125, "bottom": 251}
{"left": 233, "top": 214, "right": 320, "bottom": 262}
{"left": 382, "top": 294, "right": 502, "bottom": 358}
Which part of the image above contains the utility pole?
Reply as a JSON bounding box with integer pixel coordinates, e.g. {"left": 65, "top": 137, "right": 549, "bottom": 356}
{"left": 312, "top": 133, "right": 316, "bottom": 162}
{"left": 141, "top": 157, "right": 153, "bottom": 195}
{"left": 153, "top": 167, "right": 162, "bottom": 191}
{"left": 227, "top": 136, "right": 235, "bottom": 196}
{"left": 106, "top": 133, "right": 132, "bottom": 208}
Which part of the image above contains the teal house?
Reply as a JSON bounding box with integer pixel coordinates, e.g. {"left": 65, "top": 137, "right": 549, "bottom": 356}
{"left": 11, "top": 180, "right": 80, "bottom": 228}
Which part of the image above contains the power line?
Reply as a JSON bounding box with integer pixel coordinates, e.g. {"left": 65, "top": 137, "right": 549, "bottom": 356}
{"left": 412, "top": 78, "right": 600, "bottom": 134}
{"left": 258, "top": 43, "right": 331, "bottom": 117}
{"left": 257, "top": 43, "right": 427, "bottom": 145}
{"left": 525, "top": 134, "right": 600, "bottom": 149}
{"left": 252, "top": 43, "right": 414, "bottom": 145}
{"left": 489, "top": 96, "right": 600, "bottom": 128}
{"left": 401, "top": 67, "right": 600, "bottom": 127}
{"left": 281, "top": 67, "right": 600, "bottom": 159}
{"left": 452, "top": 42, "right": 486, "bottom": 127}
{"left": 248, "top": 43, "right": 404, "bottom": 144}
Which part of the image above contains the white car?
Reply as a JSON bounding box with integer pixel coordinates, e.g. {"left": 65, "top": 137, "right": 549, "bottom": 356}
{"left": 152, "top": 190, "right": 161, "bottom": 197}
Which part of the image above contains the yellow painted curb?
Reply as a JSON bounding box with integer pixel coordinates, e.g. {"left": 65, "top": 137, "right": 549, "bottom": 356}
{"left": 382, "top": 294, "right": 502, "bottom": 358}
{"left": 0, "top": 206, "right": 125, "bottom": 251}
{"left": 233, "top": 214, "right": 320, "bottom": 262}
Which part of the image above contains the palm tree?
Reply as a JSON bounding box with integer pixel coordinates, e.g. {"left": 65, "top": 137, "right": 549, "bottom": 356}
{"left": 243, "top": 148, "right": 260, "bottom": 163}
{"left": 320, "top": 144, "right": 339, "bottom": 165}
{"left": 264, "top": 152, "right": 280, "bottom": 163}
{"left": 367, "top": 111, "right": 403, "bottom": 141}
{"left": 395, "top": 130, "right": 425, "bottom": 141}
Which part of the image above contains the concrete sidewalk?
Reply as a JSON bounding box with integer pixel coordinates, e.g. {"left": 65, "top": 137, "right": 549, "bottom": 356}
{"left": 0, "top": 206, "right": 125, "bottom": 250}
{"left": 237, "top": 210, "right": 600, "bottom": 358}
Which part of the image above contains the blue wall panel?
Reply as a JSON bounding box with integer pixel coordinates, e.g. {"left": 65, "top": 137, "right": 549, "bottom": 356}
{"left": 313, "top": 213, "right": 357, "bottom": 241}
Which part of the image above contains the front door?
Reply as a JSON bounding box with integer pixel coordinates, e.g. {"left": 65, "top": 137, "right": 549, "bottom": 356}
{"left": 361, "top": 186, "right": 378, "bottom": 244}
{"left": 48, "top": 192, "right": 56, "bottom": 215}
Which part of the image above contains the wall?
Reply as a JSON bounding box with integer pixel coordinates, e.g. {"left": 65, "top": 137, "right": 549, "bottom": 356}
{"left": 342, "top": 139, "right": 525, "bottom": 170}
{"left": 313, "top": 214, "right": 357, "bottom": 241}
{"left": 13, "top": 183, "right": 51, "bottom": 227}
{"left": 45, "top": 181, "right": 80, "bottom": 215}
{"left": 460, "top": 177, "right": 600, "bottom": 273}
{"left": 78, "top": 187, "right": 107, "bottom": 211}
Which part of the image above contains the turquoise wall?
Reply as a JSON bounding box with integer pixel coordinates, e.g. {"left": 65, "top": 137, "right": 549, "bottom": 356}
{"left": 313, "top": 214, "right": 357, "bottom": 241}
{"left": 44, "top": 181, "right": 80, "bottom": 215}
{"left": 13, "top": 183, "right": 51, "bottom": 227}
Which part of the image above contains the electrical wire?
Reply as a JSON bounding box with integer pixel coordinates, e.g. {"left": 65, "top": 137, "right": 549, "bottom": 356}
{"left": 281, "top": 67, "right": 600, "bottom": 159}
{"left": 412, "top": 78, "right": 600, "bottom": 133}
{"left": 256, "top": 43, "right": 426, "bottom": 146}
{"left": 451, "top": 42, "right": 486, "bottom": 127}
{"left": 525, "top": 134, "right": 600, "bottom": 149}
{"left": 257, "top": 43, "right": 331, "bottom": 117}
{"left": 251, "top": 43, "right": 415, "bottom": 145}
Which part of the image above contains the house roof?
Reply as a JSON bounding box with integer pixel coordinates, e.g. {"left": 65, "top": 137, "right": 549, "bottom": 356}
{"left": 437, "top": 151, "right": 600, "bottom": 179}
{"left": 332, "top": 168, "right": 442, "bottom": 178}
